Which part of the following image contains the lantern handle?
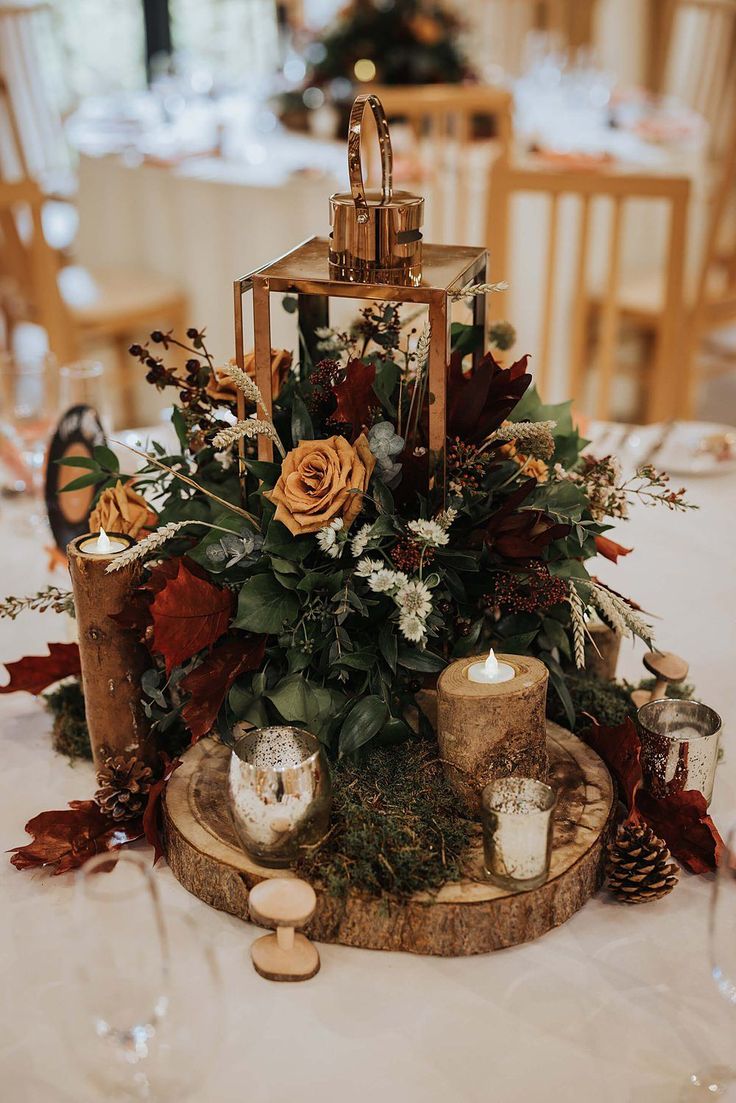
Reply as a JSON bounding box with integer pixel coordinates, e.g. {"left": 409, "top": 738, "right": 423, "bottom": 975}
{"left": 347, "top": 93, "right": 393, "bottom": 224}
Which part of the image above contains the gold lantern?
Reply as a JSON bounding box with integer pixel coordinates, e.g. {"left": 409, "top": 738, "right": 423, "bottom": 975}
{"left": 233, "top": 93, "right": 489, "bottom": 496}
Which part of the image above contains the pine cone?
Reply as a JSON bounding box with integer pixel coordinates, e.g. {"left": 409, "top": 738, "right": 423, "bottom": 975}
{"left": 606, "top": 822, "right": 679, "bottom": 904}
{"left": 95, "top": 755, "right": 154, "bottom": 821}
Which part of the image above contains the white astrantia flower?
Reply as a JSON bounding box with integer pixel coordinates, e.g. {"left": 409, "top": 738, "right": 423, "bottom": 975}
{"left": 399, "top": 611, "right": 426, "bottom": 643}
{"left": 395, "top": 579, "right": 432, "bottom": 620}
{"left": 369, "top": 568, "right": 404, "bottom": 593}
{"left": 354, "top": 556, "right": 383, "bottom": 577}
{"left": 350, "top": 523, "right": 372, "bottom": 558}
{"left": 316, "top": 517, "right": 344, "bottom": 558}
{"left": 407, "top": 518, "right": 450, "bottom": 547}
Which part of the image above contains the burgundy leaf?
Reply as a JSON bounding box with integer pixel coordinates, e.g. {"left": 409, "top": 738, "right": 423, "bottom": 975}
{"left": 584, "top": 717, "right": 642, "bottom": 814}
{"left": 150, "top": 559, "right": 234, "bottom": 674}
{"left": 447, "top": 350, "right": 532, "bottom": 443}
{"left": 0, "top": 643, "right": 81, "bottom": 696}
{"left": 180, "top": 634, "right": 267, "bottom": 742}
{"left": 8, "top": 800, "right": 142, "bottom": 875}
{"left": 142, "top": 755, "right": 183, "bottom": 864}
{"left": 331, "top": 359, "right": 377, "bottom": 438}
{"left": 635, "top": 789, "right": 724, "bottom": 874}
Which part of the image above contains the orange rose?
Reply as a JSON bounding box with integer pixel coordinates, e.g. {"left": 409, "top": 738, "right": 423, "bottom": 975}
{"left": 206, "top": 350, "right": 292, "bottom": 403}
{"left": 267, "top": 434, "right": 376, "bottom": 536}
{"left": 89, "top": 480, "right": 157, "bottom": 539}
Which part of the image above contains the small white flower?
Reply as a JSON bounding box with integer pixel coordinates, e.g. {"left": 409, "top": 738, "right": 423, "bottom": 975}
{"left": 407, "top": 518, "right": 450, "bottom": 547}
{"left": 350, "top": 523, "right": 372, "bottom": 558}
{"left": 395, "top": 579, "right": 432, "bottom": 619}
{"left": 316, "top": 517, "right": 344, "bottom": 558}
{"left": 355, "top": 557, "right": 383, "bottom": 577}
{"left": 399, "top": 611, "right": 426, "bottom": 643}
{"left": 369, "top": 568, "right": 402, "bottom": 593}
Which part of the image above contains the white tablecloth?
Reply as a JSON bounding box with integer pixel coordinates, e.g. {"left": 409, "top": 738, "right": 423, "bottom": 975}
{"left": 1, "top": 426, "right": 735, "bottom": 1102}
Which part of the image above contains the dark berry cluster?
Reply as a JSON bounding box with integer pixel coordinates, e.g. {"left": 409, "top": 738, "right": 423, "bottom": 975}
{"left": 447, "top": 437, "right": 487, "bottom": 492}
{"left": 390, "top": 538, "right": 435, "bottom": 573}
{"left": 484, "top": 566, "right": 568, "bottom": 615}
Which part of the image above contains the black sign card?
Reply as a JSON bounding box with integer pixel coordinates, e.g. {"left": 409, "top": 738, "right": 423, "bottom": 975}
{"left": 45, "top": 404, "right": 107, "bottom": 551}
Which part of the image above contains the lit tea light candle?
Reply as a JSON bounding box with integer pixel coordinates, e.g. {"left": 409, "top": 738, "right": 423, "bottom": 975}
{"left": 467, "top": 648, "right": 515, "bottom": 684}
{"left": 437, "top": 653, "right": 549, "bottom": 817}
{"left": 76, "top": 527, "right": 132, "bottom": 557}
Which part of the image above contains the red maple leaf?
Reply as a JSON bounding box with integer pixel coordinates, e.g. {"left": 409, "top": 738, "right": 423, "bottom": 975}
{"left": 447, "top": 350, "right": 532, "bottom": 443}
{"left": 143, "top": 755, "right": 183, "bottom": 864}
{"left": 0, "top": 642, "right": 81, "bottom": 696}
{"left": 331, "top": 359, "right": 377, "bottom": 438}
{"left": 8, "top": 800, "right": 142, "bottom": 875}
{"left": 180, "top": 634, "right": 266, "bottom": 743}
{"left": 150, "top": 559, "right": 234, "bottom": 673}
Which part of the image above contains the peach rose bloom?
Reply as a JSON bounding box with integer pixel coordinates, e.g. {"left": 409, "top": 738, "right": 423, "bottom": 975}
{"left": 268, "top": 434, "right": 376, "bottom": 536}
{"left": 89, "top": 480, "right": 157, "bottom": 540}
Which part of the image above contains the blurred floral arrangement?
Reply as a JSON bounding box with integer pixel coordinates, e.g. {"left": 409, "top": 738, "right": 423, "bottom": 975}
{"left": 279, "top": 0, "right": 475, "bottom": 131}
{"left": 1, "top": 300, "right": 703, "bottom": 877}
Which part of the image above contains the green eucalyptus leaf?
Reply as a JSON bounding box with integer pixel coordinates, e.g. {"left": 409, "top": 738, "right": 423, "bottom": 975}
{"left": 290, "top": 392, "right": 315, "bottom": 444}
{"left": 60, "top": 472, "right": 104, "bottom": 493}
{"left": 92, "top": 444, "right": 119, "bottom": 472}
{"left": 378, "top": 622, "right": 397, "bottom": 673}
{"left": 397, "top": 647, "right": 446, "bottom": 673}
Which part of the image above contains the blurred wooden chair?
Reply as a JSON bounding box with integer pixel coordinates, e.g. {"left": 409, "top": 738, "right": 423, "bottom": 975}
{"left": 486, "top": 159, "right": 690, "bottom": 421}
{"left": 0, "top": 177, "right": 187, "bottom": 426}
{"left": 465, "top": 0, "right": 598, "bottom": 78}
{"left": 363, "top": 84, "right": 514, "bottom": 243}
{"left": 649, "top": 0, "right": 736, "bottom": 163}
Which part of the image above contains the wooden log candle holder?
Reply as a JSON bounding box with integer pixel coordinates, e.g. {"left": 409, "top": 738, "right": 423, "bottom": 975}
{"left": 67, "top": 531, "right": 153, "bottom": 770}
{"left": 436, "top": 654, "right": 549, "bottom": 817}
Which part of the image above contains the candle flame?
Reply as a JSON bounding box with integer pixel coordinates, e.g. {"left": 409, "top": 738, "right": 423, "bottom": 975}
{"left": 484, "top": 648, "right": 499, "bottom": 679}
{"left": 95, "top": 527, "right": 112, "bottom": 554}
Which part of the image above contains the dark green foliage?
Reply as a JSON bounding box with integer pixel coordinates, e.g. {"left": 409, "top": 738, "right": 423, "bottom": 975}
{"left": 44, "top": 679, "right": 92, "bottom": 762}
{"left": 546, "top": 671, "right": 694, "bottom": 734}
{"left": 296, "top": 742, "right": 474, "bottom": 900}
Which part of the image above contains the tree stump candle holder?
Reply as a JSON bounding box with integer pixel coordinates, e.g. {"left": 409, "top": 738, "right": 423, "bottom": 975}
{"left": 248, "top": 878, "right": 320, "bottom": 982}
{"left": 67, "top": 532, "right": 154, "bottom": 770}
{"left": 436, "top": 654, "right": 549, "bottom": 817}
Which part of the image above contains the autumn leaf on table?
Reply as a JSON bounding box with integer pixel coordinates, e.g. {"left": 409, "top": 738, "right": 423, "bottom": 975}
{"left": 180, "top": 633, "right": 267, "bottom": 743}
{"left": 0, "top": 642, "right": 81, "bottom": 696}
{"left": 150, "top": 559, "right": 234, "bottom": 674}
{"left": 9, "top": 800, "right": 142, "bottom": 875}
{"left": 142, "top": 754, "right": 183, "bottom": 864}
{"left": 636, "top": 789, "right": 724, "bottom": 874}
{"left": 331, "top": 359, "right": 377, "bottom": 439}
{"left": 583, "top": 716, "right": 642, "bottom": 814}
{"left": 447, "top": 350, "right": 532, "bottom": 444}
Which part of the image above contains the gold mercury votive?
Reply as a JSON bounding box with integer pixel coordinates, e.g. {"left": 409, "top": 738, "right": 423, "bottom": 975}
{"left": 481, "top": 776, "right": 557, "bottom": 891}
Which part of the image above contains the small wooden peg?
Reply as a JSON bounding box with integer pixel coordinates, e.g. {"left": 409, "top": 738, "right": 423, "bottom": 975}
{"left": 632, "top": 650, "right": 689, "bottom": 709}
{"left": 248, "top": 878, "right": 320, "bottom": 982}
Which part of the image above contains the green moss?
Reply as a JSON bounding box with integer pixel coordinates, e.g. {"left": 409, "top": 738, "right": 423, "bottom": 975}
{"left": 296, "top": 742, "right": 474, "bottom": 900}
{"left": 44, "top": 679, "right": 92, "bottom": 762}
{"left": 547, "top": 671, "right": 694, "bottom": 733}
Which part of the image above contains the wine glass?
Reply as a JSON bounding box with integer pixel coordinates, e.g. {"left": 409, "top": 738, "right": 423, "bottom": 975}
{"left": 683, "top": 827, "right": 736, "bottom": 1098}
{"left": 58, "top": 359, "right": 112, "bottom": 434}
{"left": 59, "top": 850, "right": 223, "bottom": 1101}
{"left": 0, "top": 351, "right": 56, "bottom": 525}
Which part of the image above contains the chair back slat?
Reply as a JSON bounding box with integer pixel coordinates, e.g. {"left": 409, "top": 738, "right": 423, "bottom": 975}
{"left": 486, "top": 161, "right": 691, "bottom": 420}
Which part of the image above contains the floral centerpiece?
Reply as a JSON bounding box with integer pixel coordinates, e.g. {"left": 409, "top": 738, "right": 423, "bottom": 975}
{"left": 3, "top": 301, "right": 720, "bottom": 885}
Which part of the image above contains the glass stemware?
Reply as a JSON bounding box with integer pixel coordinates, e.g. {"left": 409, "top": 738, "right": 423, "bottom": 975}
{"left": 0, "top": 352, "right": 56, "bottom": 504}
{"left": 59, "top": 850, "right": 222, "bottom": 1101}
{"left": 683, "top": 827, "right": 736, "bottom": 1099}
{"left": 58, "top": 359, "right": 111, "bottom": 434}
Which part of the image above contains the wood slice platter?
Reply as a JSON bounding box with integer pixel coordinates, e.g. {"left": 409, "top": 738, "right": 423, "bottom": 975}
{"left": 163, "top": 722, "right": 616, "bottom": 956}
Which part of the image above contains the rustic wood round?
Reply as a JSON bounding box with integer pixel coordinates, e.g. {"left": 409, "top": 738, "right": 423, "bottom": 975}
{"left": 163, "top": 722, "right": 616, "bottom": 956}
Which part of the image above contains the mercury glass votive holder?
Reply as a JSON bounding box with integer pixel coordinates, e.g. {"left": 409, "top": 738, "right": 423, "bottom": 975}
{"left": 638, "top": 698, "right": 722, "bottom": 805}
{"left": 481, "top": 777, "right": 557, "bottom": 891}
{"left": 228, "top": 726, "right": 332, "bottom": 868}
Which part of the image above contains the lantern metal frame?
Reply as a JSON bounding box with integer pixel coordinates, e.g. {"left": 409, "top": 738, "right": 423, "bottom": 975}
{"left": 233, "top": 236, "right": 488, "bottom": 497}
